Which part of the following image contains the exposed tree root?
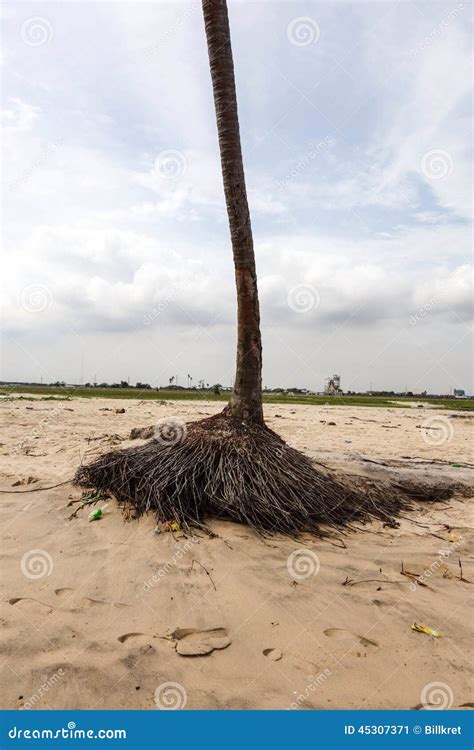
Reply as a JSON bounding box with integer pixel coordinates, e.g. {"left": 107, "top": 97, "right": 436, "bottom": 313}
{"left": 74, "top": 413, "right": 442, "bottom": 535}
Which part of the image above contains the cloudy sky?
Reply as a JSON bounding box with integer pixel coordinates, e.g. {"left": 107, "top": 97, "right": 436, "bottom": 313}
{"left": 1, "top": 0, "right": 472, "bottom": 393}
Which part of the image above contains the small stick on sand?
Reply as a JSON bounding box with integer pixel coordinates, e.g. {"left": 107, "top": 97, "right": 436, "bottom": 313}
{"left": 190, "top": 559, "right": 217, "bottom": 591}
{"left": 342, "top": 576, "right": 398, "bottom": 587}
{"left": 400, "top": 561, "right": 429, "bottom": 587}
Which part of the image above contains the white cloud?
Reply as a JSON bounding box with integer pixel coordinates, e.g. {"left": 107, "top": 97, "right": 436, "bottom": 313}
{"left": 3, "top": 222, "right": 471, "bottom": 343}
{"left": 1, "top": 97, "right": 40, "bottom": 132}
{"left": 1, "top": 0, "right": 471, "bottom": 390}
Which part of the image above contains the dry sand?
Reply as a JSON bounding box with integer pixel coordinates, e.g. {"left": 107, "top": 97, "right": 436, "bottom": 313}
{"left": 0, "top": 396, "right": 473, "bottom": 710}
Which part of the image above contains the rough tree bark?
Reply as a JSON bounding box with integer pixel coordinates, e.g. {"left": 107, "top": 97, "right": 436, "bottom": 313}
{"left": 202, "top": 0, "right": 264, "bottom": 425}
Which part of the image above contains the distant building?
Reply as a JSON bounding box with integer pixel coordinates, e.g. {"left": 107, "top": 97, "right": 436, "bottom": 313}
{"left": 324, "top": 374, "right": 342, "bottom": 395}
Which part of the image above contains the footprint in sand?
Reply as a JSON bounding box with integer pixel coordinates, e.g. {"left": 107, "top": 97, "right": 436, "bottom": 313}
{"left": 54, "top": 589, "right": 106, "bottom": 608}
{"left": 167, "top": 627, "right": 231, "bottom": 656}
{"left": 324, "top": 628, "right": 378, "bottom": 648}
{"left": 54, "top": 589, "right": 128, "bottom": 609}
{"left": 263, "top": 648, "right": 283, "bottom": 661}
{"left": 8, "top": 597, "right": 53, "bottom": 613}
{"left": 118, "top": 633, "right": 152, "bottom": 644}
{"left": 54, "top": 588, "right": 74, "bottom": 597}
{"left": 83, "top": 597, "right": 128, "bottom": 609}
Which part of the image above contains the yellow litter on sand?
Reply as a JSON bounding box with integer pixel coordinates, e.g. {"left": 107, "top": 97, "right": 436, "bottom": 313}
{"left": 155, "top": 520, "right": 181, "bottom": 534}
{"left": 411, "top": 622, "right": 441, "bottom": 638}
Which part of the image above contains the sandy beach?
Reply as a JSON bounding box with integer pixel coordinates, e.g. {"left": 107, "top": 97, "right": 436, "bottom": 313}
{"left": 0, "top": 397, "right": 472, "bottom": 710}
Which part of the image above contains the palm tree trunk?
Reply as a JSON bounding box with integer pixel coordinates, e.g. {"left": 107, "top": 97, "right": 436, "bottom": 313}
{"left": 202, "top": 0, "right": 264, "bottom": 425}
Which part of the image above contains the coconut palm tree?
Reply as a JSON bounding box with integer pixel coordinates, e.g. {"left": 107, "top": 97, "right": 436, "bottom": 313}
{"left": 75, "top": 0, "right": 410, "bottom": 535}
{"left": 202, "top": 0, "right": 263, "bottom": 425}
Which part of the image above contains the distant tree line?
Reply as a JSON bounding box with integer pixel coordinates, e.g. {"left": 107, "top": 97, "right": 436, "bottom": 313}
{"left": 0, "top": 381, "right": 464, "bottom": 400}
{"left": 79, "top": 381, "right": 227, "bottom": 394}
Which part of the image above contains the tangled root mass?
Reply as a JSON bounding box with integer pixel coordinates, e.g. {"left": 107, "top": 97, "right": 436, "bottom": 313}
{"left": 75, "top": 413, "right": 420, "bottom": 534}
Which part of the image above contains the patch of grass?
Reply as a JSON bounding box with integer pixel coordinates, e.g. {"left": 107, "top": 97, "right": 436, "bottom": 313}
{"left": 2, "top": 385, "right": 473, "bottom": 410}
{"left": 41, "top": 395, "right": 72, "bottom": 401}
{"left": 0, "top": 393, "right": 72, "bottom": 402}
